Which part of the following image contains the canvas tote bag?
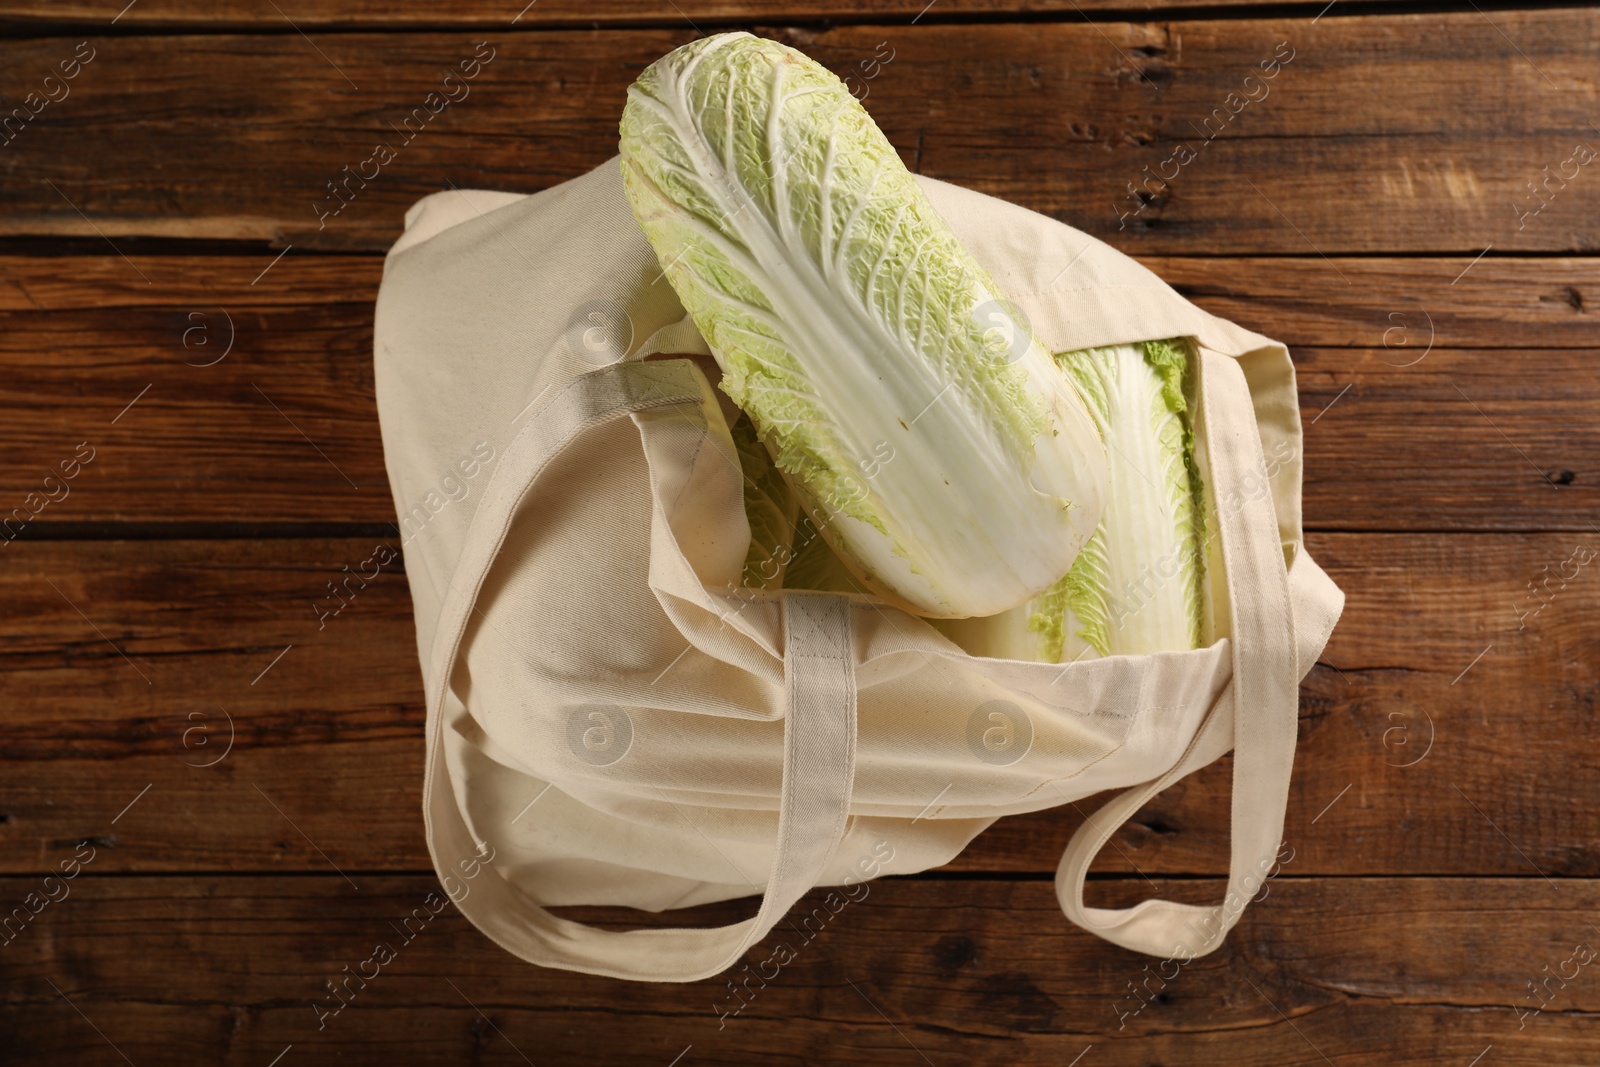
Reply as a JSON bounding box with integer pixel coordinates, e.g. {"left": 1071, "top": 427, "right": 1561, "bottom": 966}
{"left": 373, "top": 158, "right": 1344, "bottom": 982}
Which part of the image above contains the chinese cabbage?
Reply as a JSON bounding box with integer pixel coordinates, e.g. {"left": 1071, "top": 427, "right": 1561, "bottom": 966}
{"left": 619, "top": 31, "right": 1107, "bottom": 618}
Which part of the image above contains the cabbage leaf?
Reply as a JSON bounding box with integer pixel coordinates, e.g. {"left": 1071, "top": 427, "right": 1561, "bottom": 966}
{"left": 733, "top": 410, "right": 801, "bottom": 589}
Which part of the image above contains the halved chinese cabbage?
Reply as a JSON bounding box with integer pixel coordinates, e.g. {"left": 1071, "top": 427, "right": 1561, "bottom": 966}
{"left": 934, "top": 339, "right": 1206, "bottom": 660}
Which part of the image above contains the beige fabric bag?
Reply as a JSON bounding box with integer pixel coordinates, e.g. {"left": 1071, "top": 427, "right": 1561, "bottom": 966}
{"left": 374, "top": 159, "right": 1343, "bottom": 983}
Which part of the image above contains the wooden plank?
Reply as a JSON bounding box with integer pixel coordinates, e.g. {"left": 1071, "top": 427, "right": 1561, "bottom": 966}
{"left": 9, "top": 253, "right": 1596, "bottom": 348}
{"left": 3, "top": 13, "right": 1597, "bottom": 252}
{"left": 0, "top": 0, "right": 1419, "bottom": 29}
{"left": 0, "top": 261, "right": 395, "bottom": 523}
{"left": 3, "top": 531, "right": 1597, "bottom": 876}
{"left": 1294, "top": 345, "right": 1596, "bottom": 528}
{"left": 3, "top": 254, "right": 1596, "bottom": 529}
{"left": 1140, "top": 254, "right": 1600, "bottom": 350}
{"left": 0, "top": 875, "right": 1591, "bottom": 1062}
{"left": 0, "top": 253, "right": 381, "bottom": 311}
{"left": 0, "top": 538, "right": 427, "bottom": 872}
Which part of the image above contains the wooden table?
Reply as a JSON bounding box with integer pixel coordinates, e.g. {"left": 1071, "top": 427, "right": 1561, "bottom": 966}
{"left": 2, "top": 2, "right": 1596, "bottom": 1063}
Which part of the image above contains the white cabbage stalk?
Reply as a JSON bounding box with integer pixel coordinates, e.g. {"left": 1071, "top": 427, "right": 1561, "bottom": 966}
{"left": 619, "top": 31, "right": 1107, "bottom": 618}
{"left": 934, "top": 339, "right": 1206, "bottom": 659}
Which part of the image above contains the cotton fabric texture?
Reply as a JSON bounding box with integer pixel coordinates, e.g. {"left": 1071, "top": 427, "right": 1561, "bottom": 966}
{"left": 373, "top": 159, "right": 1344, "bottom": 982}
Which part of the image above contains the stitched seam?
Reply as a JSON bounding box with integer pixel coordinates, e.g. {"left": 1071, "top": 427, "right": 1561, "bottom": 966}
{"left": 771, "top": 600, "right": 812, "bottom": 896}
{"left": 661, "top": 421, "right": 711, "bottom": 518}
{"left": 1014, "top": 741, "right": 1129, "bottom": 802}
{"left": 1004, "top": 282, "right": 1173, "bottom": 300}
{"left": 775, "top": 597, "right": 853, "bottom": 896}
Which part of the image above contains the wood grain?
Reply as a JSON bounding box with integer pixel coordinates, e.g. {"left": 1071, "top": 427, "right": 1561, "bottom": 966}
{"left": 0, "top": 0, "right": 1419, "bottom": 29}
{"left": 8, "top": 253, "right": 1596, "bottom": 346}
{"left": 2, "top": 13, "right": 1596, "bottom": 252}
{"left": 0, "top": 874, "right": 1590, "bottom": 1063}
{"left": 1141, "top": 255, "right": 1600, "bottom": 350}
{"left": 2, "top": 255, "right": 1595, "bottom": 529}
{"left": 3, "top": 531, "right": 1596, "bottom": 877}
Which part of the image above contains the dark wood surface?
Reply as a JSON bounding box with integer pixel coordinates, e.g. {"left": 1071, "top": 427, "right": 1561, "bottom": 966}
{"left": 3, "top": 877, "right": 1595, "bottom": 1064}
{"left": 2, "top": 2, "right": 1595, "bottom": 1064}
{"left": 3, "top": 12, "right": 1597, "bottom": 253}
{"left": 0, "top": 0, "right": 1424, "bottom": 28}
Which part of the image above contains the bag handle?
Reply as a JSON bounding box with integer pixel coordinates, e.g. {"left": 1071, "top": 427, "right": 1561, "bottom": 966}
{"left": 1054, "top": 349, "right": 1299, "bottom": 958}
{"left": 422, "top": 360, "right": 859, "bottom": 982}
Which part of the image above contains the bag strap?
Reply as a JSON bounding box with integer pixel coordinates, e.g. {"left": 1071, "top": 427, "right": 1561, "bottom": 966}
{"left": 1054, "top": 349, "right": 1299, "bottom": 958}
{"left": 422, "top": 360, "right": 859, "bottom": 982}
